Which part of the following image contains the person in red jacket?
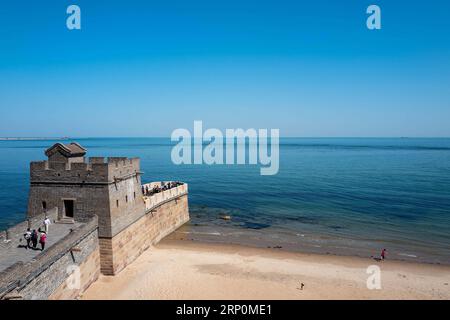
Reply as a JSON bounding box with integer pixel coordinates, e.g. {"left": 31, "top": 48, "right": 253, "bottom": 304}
{"left": 39, "top": 231, "right": 47, "bottom": 251}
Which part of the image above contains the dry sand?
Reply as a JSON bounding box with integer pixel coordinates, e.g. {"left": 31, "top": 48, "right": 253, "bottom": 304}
{"left": 82, "top": 240, "right": 450, "bottom": 300}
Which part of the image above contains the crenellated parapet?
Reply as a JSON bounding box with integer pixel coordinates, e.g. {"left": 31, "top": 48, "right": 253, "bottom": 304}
{"left": 106, "top": 157, "right": 141, "bottom": 182}
{"left": 142, "top": 182, "right": 188, "bottom": 213}
{"left": 30, "top": 156, "right": 141, "bottom": 185}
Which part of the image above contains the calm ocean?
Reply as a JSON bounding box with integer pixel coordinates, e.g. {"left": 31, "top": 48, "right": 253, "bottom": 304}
{"left": 1, "top": 138, "right": 449, "bottom": 264}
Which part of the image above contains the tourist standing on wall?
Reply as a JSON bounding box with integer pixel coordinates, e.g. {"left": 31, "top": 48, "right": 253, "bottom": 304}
{"left": 24, "top": 228, "right": 32, "bottom": 248}
{"left": 31, "top": 229, "right": 38, "bottom": 248}
{"left": 43, "top": 216, "right": 51, "bottom": 234}
{"left": 39, "top": 232, "right": 47, "bottom": 251}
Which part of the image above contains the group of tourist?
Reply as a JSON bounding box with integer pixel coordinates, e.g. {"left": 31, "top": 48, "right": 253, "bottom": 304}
{"left": 142, "top": 181, "right": 183, "bottom": 197}
{"left": 23, "top": 216, "right": 50, "bottom": 251}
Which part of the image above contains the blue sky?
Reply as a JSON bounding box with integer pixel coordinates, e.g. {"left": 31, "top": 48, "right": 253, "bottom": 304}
{"left": 0, "top": 0, "right": 449, "bottom": 137}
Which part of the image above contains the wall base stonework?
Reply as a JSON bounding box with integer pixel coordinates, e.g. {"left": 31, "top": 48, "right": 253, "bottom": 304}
{"left": 99, "top": 194, "right": 189, "bottom": 275}
{"left": 49, "top": 248, "right": 100, "bottom": 300}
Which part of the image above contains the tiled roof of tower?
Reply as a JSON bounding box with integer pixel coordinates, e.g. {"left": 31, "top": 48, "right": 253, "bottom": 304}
{"left": 45, "top": 142, "right": 87, "bottom": 158}
{"left": 66, "top": 142, "right": 86, "bottom": 155}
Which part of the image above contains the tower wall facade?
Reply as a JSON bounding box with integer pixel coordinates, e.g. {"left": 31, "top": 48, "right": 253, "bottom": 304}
{"left": 27, "top": 157, "right": 145, "bottom": 239}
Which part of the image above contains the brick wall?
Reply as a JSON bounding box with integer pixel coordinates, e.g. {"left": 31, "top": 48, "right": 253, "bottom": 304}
{"left": 99, "top": 194, "right": 189, "bottom": 275}
{"left": 28, "top": 183, "right": 110, "bottom": 223}
{"left": 49, "top": 247, "right": 100, "bottom": 300}
{"left": 106, "top": 173, "right": 146, "bottom": 238}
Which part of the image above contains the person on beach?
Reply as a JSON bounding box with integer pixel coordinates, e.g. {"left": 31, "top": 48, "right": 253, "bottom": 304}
{"left": 381, "top": 248, "right": 387, "bottom": 260}
{"left": 43, "top": 216, "right": 51, "bottom": 234}
{"left": 23, "top": 228, "right": 32, "bottom": 248}
{"left": 31, "top": 229, "right": 38, "bottom": 248}
{"left": 39, "top": 231, "right": 47, "bottom": 251}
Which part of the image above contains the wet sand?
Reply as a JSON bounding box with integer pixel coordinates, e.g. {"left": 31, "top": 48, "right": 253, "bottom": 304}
{"left": 81, "top": 239, "right": 450, "bottom": 300}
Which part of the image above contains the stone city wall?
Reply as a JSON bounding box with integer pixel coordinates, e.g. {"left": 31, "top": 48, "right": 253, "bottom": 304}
{"left": 0, "top": 216, "right": 99, "bottom": 300}
{"left": 99, "top": 193, "right": 189, "bottom": 275}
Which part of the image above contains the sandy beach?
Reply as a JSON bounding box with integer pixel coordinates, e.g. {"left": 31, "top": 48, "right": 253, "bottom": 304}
{"left": 81, "top": 240, "right": 450, "bottom": 300}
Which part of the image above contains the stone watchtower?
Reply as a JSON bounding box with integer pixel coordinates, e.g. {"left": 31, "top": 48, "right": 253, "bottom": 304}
{"left": 27, "top": 142, "right": 189, "bottom": 275}
{"left": 27, "top": 142, "right": 148, "bottom": 273}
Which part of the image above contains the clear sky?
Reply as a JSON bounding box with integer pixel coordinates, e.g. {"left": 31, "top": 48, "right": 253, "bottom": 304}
{"left": 0, "top": 0, "right": 449, "bottom": 137}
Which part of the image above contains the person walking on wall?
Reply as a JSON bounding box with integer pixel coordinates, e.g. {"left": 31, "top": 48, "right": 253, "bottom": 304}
{"left": 39, "top": 231, "right": 47, "bottom": 251}
{"left": 43, "top": 216, "right": 51, "bottom": 234}
{"left": 24, "top": 228, "right": 32, "bottom": 249}
{"left": 31, "top": 229, "right": 38, "bottom": 249}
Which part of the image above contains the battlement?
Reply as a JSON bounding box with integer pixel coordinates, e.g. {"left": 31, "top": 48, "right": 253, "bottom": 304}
{"left": 30, "top": 157, "right": 141, "bottom": 184}
{"left": 107, "top": 157, "right": 141, "bottom": 180}
{"left": 88, "top": 157, "right": 140, "bottom": 167}
{"left": 142, "top": 182, "right": 188, "bottom": 212}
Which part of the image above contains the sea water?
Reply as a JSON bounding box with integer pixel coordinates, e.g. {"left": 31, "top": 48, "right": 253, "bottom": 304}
{"left": 0, "top": 138, "right": 449, "bottom": 264}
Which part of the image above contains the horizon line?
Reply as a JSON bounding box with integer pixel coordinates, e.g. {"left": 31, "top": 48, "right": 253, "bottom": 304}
{"left": 1, "top": 136, "right": 450, "bottom": 140}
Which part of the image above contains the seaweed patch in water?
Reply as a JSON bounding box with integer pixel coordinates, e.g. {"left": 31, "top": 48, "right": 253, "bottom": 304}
{"left": 328, "top": 225, "right": 345, "bottom": 230}
{"left": 284, "top": 215, "right": 319, "bottom": 224}
{"left": 242, "top": 222, "right": 271, "bottom": 230}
